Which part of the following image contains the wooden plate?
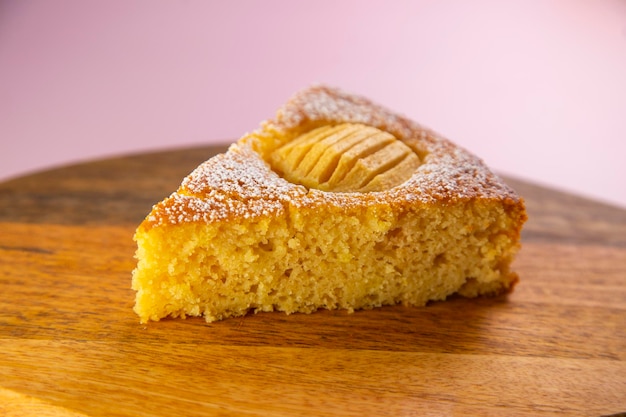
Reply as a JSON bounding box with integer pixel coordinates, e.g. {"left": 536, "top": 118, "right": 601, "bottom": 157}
{"left": 1, "top": 145, "right": 625, "bottom": 416}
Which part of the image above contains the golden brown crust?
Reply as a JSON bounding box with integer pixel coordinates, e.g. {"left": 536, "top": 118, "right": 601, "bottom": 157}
{"left": 140, "top": 86, "right": 524, "bottom": 231}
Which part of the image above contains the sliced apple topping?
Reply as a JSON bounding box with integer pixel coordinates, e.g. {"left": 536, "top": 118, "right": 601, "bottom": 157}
{"left": 270, "top": 123, "right": 421, "bottom": 192}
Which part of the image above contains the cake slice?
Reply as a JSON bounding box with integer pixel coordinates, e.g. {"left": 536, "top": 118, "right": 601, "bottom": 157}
{"left": 132, "top": 86, "right": 527, "bottom": 323}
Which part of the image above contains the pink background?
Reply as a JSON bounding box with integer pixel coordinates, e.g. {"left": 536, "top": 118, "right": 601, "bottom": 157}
{"left": 1, "top": 0, "right": 626, "bottom": 208}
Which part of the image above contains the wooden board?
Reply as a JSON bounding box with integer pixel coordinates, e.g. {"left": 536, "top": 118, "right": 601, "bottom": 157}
{"left": 1, "top": 145, "right": 625, "bottom": 417}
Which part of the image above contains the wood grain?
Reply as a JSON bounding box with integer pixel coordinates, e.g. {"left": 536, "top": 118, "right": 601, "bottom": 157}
{"left": 1, "top": 145, "right": 625, "bottom": 416}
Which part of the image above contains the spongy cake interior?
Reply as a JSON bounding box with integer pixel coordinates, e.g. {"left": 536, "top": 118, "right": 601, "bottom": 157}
{"left": 133, "top": 191, "right": 523, "bottom": 323}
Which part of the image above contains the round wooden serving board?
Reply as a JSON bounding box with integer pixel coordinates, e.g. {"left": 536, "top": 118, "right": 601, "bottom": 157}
{"left": 1, "top": 145, "right": 625, "bottom": 416}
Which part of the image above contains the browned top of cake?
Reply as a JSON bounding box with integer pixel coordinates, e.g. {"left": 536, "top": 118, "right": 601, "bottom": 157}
{"left": 141, "top": 86, "right": 522, "bottom": 229}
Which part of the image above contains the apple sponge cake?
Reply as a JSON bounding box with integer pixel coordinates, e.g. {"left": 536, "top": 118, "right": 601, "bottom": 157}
{"left": 132, "top": 86, "right": 527, "bottom": 323}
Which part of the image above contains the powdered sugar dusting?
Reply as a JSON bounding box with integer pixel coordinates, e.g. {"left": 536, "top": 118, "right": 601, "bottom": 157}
{"left": 273, "top": 85, "right": 416, "bottom": 141}
{"left": 143, "top": 86, "right": 521, "bottom": 228}
{"left": 147, "top": 144, "right": 309, "bottom": 225}
{"left": 182, "top": 144, "right": 302, "bottom": 200}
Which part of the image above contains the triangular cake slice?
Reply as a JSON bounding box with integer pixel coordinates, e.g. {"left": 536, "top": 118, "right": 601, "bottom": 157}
{"left": 132, "top": 86, "right": 527, "bottom": 323}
